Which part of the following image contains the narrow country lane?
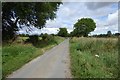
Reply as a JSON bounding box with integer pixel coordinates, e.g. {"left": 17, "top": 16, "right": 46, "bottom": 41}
{"left": 7, "top": 39, "right": 71, "bottom": 78}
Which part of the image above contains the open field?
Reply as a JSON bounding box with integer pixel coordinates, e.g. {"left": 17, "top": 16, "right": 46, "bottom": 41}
{"left": 2, "top": 36, "right": 65, "bottom": 78}
{"left": 70, "top": 37, "right": 118, "bottom": 78}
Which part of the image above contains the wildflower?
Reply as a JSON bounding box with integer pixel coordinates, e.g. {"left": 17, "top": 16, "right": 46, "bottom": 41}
{"left": 95, "top": 54, "right": 99, "bottom": 57}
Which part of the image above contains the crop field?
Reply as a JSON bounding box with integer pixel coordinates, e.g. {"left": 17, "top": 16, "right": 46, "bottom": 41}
{"left": 70, "top": 37, "right": 118, "bottom": 78}
{"left": 2, "top": 36, "right": 64, "bottom": 78}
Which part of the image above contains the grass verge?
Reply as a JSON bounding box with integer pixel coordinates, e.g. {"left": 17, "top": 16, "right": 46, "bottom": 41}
{"left": 70, "top": 37, "right": 118, "bottom": 78}
{"left": 2, "top": 36, "right": 65, "bottom": 79}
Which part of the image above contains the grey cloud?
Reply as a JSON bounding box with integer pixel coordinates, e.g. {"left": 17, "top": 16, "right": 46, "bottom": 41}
{"left": 85, "top": 2, "right": 114, "bottom": 10}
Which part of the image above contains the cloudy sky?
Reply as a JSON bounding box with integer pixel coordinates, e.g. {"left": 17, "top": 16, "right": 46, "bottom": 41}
{"left": 18, "top": 2, "right": 119, "bottom": 35}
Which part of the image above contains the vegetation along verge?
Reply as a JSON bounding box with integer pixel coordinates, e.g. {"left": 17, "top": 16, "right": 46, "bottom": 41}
{"left": 70, "top": 37, "right": 118, "bottom": 78}
{"left": 2, "top": 36, "right": 65, "bottom": 78}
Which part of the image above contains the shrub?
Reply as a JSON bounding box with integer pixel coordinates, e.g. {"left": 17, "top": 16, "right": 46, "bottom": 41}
{"left": 41, "top": 33, "right": 49, "bottom": 41}
{"left": 28, "top": 35, "right": 39, "bottom": 43}
{"left": 42, "top": 34, "right": 54, "bottom": 41}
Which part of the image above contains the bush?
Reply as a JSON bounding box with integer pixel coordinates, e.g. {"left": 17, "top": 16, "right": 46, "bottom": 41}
{"left": 41, "top": 33, "right": 49, "bottom": 41}
{"left": 41, "top": 33, "right": 54, "bottom": 41}
{"left": 28, "top": 35, "right": 39, "bottom": 43}
{"left": 41, "top": 34, "right": 58, "bottom": 45}
{"left": 48, "top": 35, "right": 54, "bottom": 41}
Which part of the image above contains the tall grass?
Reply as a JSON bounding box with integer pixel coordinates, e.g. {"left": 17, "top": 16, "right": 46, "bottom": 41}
{"left": 70, "top": 37, "right": 118, "bottom": 78}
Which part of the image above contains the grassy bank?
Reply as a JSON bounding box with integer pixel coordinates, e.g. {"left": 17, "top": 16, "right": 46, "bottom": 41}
{"left": 0, "top": 46, "right": 2, "bottom": 80}
{"left": 2, "top": 36, "right": 65, "bottom": 78}
{"left": 70, "top": 37, "right": 118, "bottom": 78}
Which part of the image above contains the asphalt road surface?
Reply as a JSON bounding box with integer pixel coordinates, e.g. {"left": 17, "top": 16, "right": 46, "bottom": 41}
{"left": 7, "top": 39, "right": 71, "bottom": 78}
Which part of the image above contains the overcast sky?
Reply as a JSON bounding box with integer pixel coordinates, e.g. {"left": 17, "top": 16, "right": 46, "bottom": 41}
{"left": 18, "top": 2, "right": 119, "bottom": 35}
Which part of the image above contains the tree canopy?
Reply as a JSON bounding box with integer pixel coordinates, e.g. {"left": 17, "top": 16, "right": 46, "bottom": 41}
{"left": 107, "top": 31, "right": 112, "bottom": 37}
{"left": 73, "top": 18, "right": 96, "bottom": 37}
{"left": 57, "top": 28, "right": 68, "bottom": 37}
{"left": 2, "top": 2, "right": 62, "bottom": 41}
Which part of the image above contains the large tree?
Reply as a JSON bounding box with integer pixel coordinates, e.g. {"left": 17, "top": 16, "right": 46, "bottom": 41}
{"left": 2, "top": 2, "right": 62, "bottom": 41}
{"left": 73, "top": 18, "right": 96, "bottom": 37}
{"left": 57, "top": 28, "right": 68, "bottom": 37}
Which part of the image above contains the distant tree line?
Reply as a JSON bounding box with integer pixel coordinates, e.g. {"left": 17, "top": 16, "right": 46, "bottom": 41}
{"left": 56, "top": 18, "right": 96, "bottom": 37}
{"left": 19, "top": 30, "right": 120, "bottom": 39}
{"left": 92, "top": 32, "right": 120, "bottom": 38}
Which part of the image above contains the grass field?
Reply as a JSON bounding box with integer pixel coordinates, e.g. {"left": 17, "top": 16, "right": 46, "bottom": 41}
{"left": 70, "top": 37, "right": 118, "bottom": 78}
{"left": 2, "top": 36, "right": 65, "bottom": 78}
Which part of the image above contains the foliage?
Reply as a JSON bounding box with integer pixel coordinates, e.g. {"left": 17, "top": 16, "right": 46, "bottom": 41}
{"left": 47, "top": 35, "right": 55, "bottom": 42}
{"left": 70, "top": 37, "right": 118, "bottom": 78}
{"left": 19, "top": 34, "right": 29, "bottom": 37}
{"left": 73, "top": 18, "right": 96, "bottom": 37}
{"left": 41, "top": 33, "right": 57, "bottom": 45}
{"left": 57, "top": 28, "right": 68, "bottom": 37}
{"left": 114, "top": 33, "right": 120, "bottom": 36}
{"left": 2, "top": 2, "right": 62, "bottom": 41}
{"left": 92, "top": 32, "right": 120, "bottom": 38}
{"left": 107, "top": 31, "right": 112, "bottom": 37}
{"left": 28, "top": 35, "right": 39, "bottom": 43}
{"left": 41, "top": 33, "right": 49, "bottom": 41}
